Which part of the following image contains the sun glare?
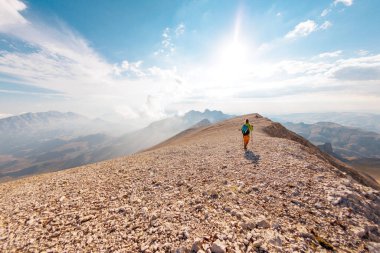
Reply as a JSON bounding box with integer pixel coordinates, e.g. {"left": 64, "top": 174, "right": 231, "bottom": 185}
{"left": 219, "top": 40, "right": 249, "bottom": 65}
{"left": 214, "top": 9, "right": 253, "bottom": 74}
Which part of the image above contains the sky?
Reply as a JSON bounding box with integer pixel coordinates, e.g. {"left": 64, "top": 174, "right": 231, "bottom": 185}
{"left": 0, "top": 0, "right": 379, "bottom": 122}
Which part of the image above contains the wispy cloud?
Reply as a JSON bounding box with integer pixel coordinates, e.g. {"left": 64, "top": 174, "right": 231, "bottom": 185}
{"left": 320, "top": 21, "right": 332, "bottom": 30}
{"left": 0, "top": 113, "right": 13, "bottom": 119}
{"left": 0, "top": 0, "right": 28, "bottom": 30}
{"left": 334, "top": 0, "right": 353, "bottom": 6}
{"left": 113, "top": 60, "right": 146, "bottom": 77}
{"left": 154, "top": 23, "right": 185, "bottom": 57}
{"left": 184, "top": 51, "right": 380, "bottom": 105}
{"left": 333, "top": 66, "right": 380, "bottom": 81}
{"left": 175, "top": 23, "right": 185, "bottom": 36}
{"left": 318, "top": 50, "right": 342, "bottom": 58}
{"left": 356, "top": 49, "right": 369, "bottom": 56}
{"left": 0, "top": 0, "right": 115, "bottom": 95}
{"left": 0, "top": 0, "right": 187, "bottom": 121}
{"left": 320, "top": 0, "right": 353, "bottom": 20}
{"left": 285, "top": 19, "right": 332, "bottom": 39}
{"left": 321, "top": 8, "right": 331, "bottom": 17}
{"left": 331, "top": 54, "right": 380, "bottom": 81}
{"left": 285, "top": 20, "right": 318, "bottom": 39}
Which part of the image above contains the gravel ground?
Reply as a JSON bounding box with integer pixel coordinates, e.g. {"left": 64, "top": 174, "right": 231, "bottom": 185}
{"left": 0, "top": 114, "right": 379, "bottom": 252}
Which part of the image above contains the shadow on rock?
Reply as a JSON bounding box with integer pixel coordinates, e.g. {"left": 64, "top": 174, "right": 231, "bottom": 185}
{"left": 244, "top": 150, "right": 260, "bottom": 164}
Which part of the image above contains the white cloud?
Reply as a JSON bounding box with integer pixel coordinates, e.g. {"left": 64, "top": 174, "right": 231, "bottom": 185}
{"left": 175, "top": 23, "right": 185, "bottom": 36}
{"left": 285, "top": 20, "right": 318, "bottom": 39}
{"left": 0, "top": 1, "right": 121, "bottom": 96}
{"left": 329, "top": 54, "right": 380, "bottom": 81}
{"left": 154, "top": 27, "right": 174, "bottom": 56}
{"left": 321, "top": 8, "right": 331, "bottom": 17}
{"left": 319, "top": 21, "right": 332, "bottom": 30}
{"left": 0, "top": 0, "right": 28, "bottom": 31}
{"left": 334, "top": 0, "right": 353, "bottom": 6}
{"left": 0, "top": 113, "right": 13, "bottom": 119}
{"left": 319, "top": 0, "right": 353, "bottom": 20}
{"left": 148, "top": 66, "right": 179, "bottom": 79}
{"left": 0, "top": 1, "right": 188, "bottom": 120}
{"left": 154, "top": 23, "right": 185, "bottom": 57}
{"left": 356, "top": 49, "right": 369, "bottom": 56}
{"left": 162, "top": 28, "right": 172, "bottom": 47}
{"left": 181, "top": 49, "right": 380, "bottom": 114}
{"left": 128, "top": 61, "right": 145, "bottom": 77}
{"left": 271, "top": 54, "right": 380, "bottom": 83}
{"left": 114, "top": 60, "right": 146, "bottom": 77}
{"left": 285, "top": 20, "right": 332, "bottom": 39}
{"left": 318, "top": 50, "right": 342, "bottom": 58}
{"left": 121, "top": 60, "right": 129, "bottom": 70}
{"left": 276, "top": 12, "right": 281, "bottom": 17}
{"left": 333, "top": 66, "right": 380, "bottom": 81}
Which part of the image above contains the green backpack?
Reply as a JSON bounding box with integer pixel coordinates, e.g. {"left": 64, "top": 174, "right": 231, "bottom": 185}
{"left": 242, "top": 124, "right": 250, "bottom": 135}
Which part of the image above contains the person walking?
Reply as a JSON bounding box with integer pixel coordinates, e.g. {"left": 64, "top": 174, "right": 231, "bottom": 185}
{"left": 241, "top": 119, "right": 253, "bottom": 150}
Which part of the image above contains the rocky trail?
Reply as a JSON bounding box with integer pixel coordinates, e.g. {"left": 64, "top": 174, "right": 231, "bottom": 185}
{"left": 0, "top": 114, "right": 379, "bottom": 252}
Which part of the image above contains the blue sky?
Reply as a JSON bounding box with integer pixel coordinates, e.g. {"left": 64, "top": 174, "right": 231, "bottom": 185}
{"left": 0, "top": 0, "right": 379, "bottom": 121}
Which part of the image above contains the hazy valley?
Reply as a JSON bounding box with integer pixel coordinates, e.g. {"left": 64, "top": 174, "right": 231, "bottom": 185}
{"left": 0, "top": 110, "right": 232, "bottom": 181}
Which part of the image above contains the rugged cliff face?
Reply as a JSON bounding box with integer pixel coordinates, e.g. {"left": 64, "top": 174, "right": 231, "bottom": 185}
{"left": 1, "top": 114, "right": 379, "bottom": 252}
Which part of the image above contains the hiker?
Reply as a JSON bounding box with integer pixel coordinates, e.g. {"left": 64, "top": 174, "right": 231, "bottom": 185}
{"left": 241, "top": 119, "right": 253, "bottom": 150}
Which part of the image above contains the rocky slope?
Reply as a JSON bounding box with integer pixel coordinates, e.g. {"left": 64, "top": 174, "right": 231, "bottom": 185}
{"left": 0, "top": 114, "right": 379, "bottom": 252}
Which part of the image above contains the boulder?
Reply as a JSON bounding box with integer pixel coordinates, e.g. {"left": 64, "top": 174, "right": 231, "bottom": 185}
{"left": 210, "top": 240, "right": 226, "bottom": 253}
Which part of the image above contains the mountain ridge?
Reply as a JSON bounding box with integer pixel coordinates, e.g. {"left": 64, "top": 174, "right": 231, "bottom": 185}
{"left": 0, "top": 114, "right": 379, "bottom": 252}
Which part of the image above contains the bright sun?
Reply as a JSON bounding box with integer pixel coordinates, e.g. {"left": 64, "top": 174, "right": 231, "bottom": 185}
{"left": 215, "top": 39, "right": 251, "bottom": 75}
{"left": 212, "top": 9, "right": 253, "bottom": 77}
{"left": 219, "top": 41, "right": 249, "bottom": 64}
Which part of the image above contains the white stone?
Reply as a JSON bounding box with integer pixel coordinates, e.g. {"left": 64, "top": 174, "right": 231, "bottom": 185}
{"left": 211, "top": 240, "right": 226, "bottom": 253}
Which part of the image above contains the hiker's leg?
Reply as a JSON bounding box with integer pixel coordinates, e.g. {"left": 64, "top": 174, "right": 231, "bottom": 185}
{"left": 243, "top": 135, "right": 249, "bottom": 149}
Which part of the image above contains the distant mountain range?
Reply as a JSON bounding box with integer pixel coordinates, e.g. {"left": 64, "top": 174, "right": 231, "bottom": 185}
{"left": 283, "top": 121, "right": 380, "bottom": 159}
{"left": 271, "top": 112, "right": 380, "bottom": 133}
{"left": 0, "top": 109, "right": 233, "bottom": 181}
{"left": 0, "top": 111, "right": 123, "bottom": 156}
{"left": 108, "top": 109, "right": 232, "bottom": 156}
{"left": 283, "top": 121, "right": 380, "bottom": 182}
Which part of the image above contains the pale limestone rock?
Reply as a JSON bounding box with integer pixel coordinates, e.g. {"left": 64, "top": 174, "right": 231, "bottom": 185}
{"left": 256, "top": 215, "right": 270, "bottom": 229}
{"left": 210, "top": 240, "right": 226, "bottom": 253}
{"left": 367, "top": 242, "right": 380, "bottom": 253}
{"left": 191, "top": 238, "right": 203, "bottom": 252}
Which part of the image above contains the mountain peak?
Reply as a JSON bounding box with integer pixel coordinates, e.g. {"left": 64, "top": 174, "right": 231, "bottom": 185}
{"left": 183, "top": 109, "right": 232, "bottom": 123}
{"left": 0, "top": 111, "right": 89, "bottom": 132}
{"left": 1, "top": 114, "right": 379, "bottom": 252}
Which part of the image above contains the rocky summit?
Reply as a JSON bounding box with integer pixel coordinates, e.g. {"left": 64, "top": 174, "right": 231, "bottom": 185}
{"left": 0, "top": 114, "right": 379, "bottom": 252}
